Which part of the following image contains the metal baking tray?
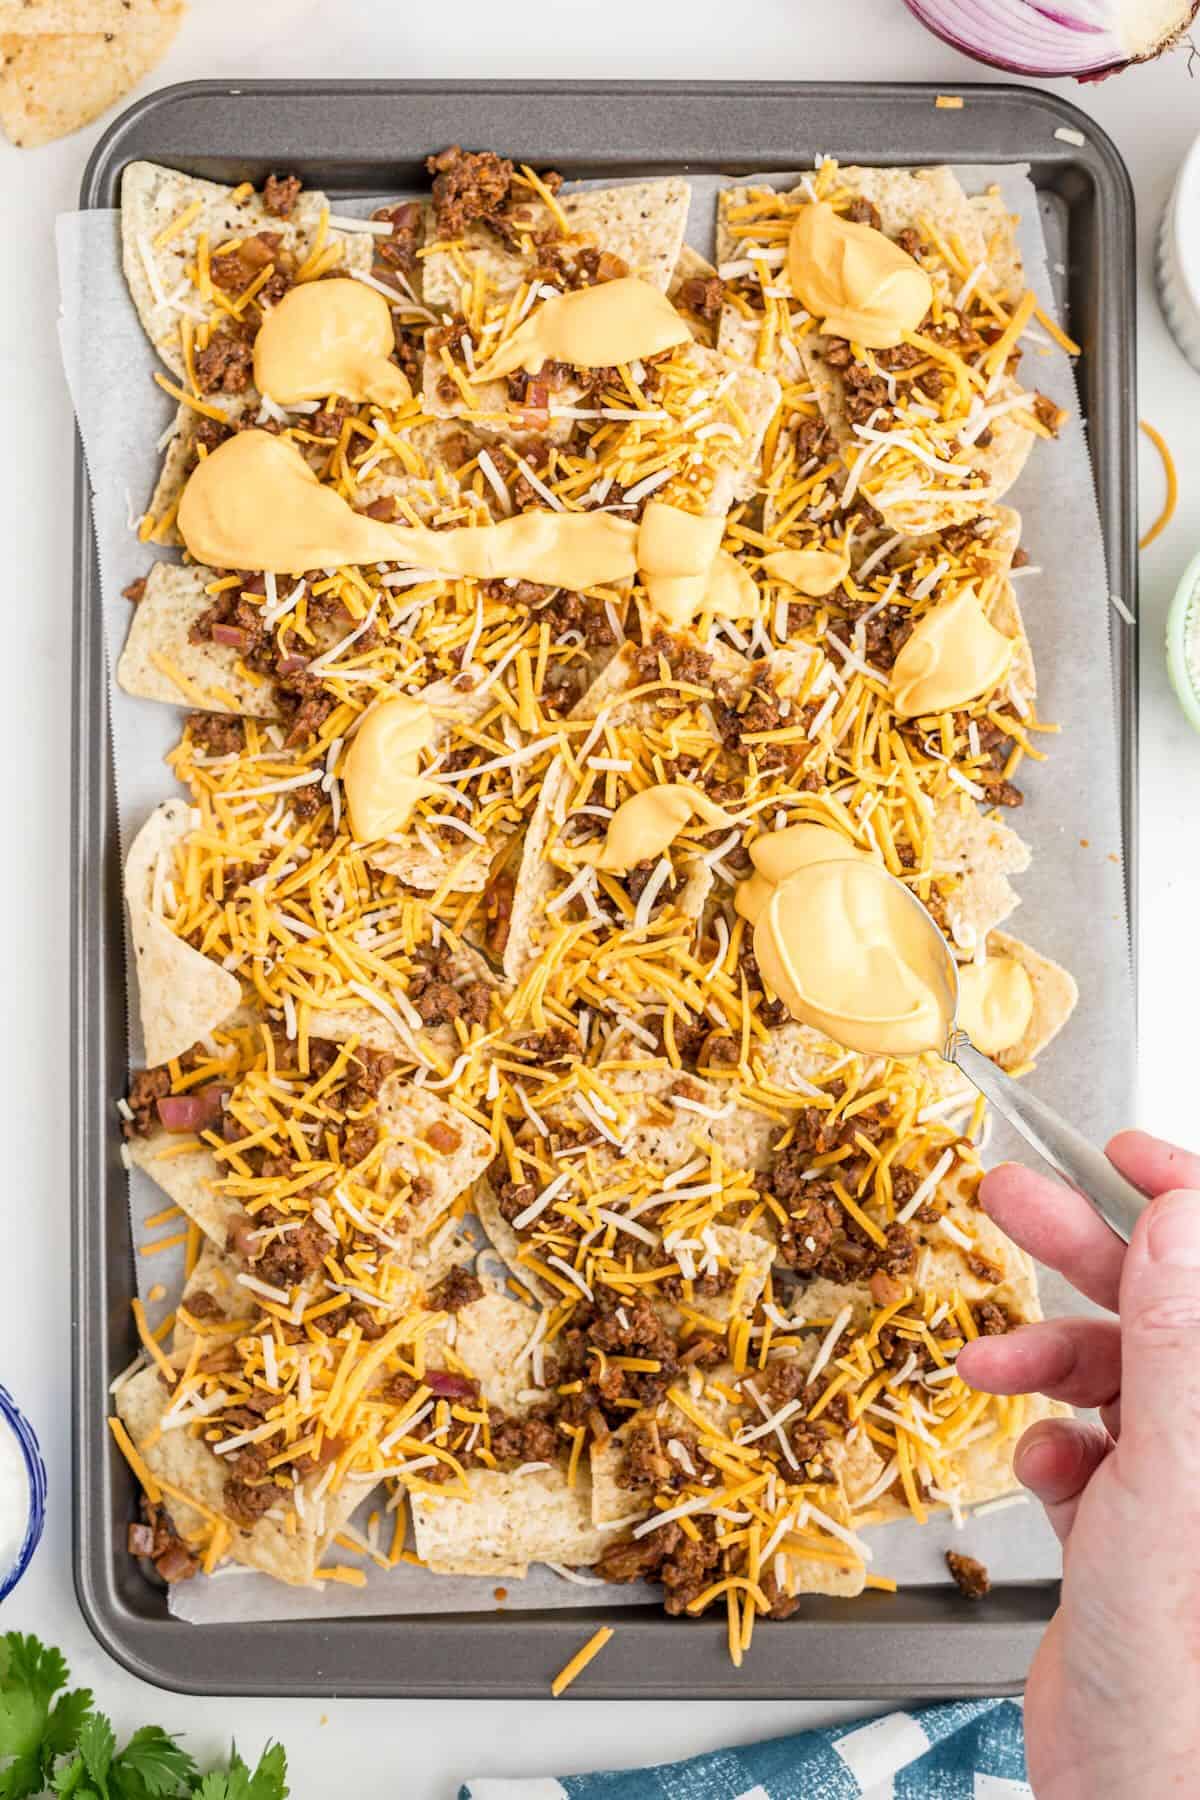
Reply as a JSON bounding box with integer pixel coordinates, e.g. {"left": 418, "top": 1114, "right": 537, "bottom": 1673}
{"left": 71, "top": 79, "right": 1137, "bottom": 1698}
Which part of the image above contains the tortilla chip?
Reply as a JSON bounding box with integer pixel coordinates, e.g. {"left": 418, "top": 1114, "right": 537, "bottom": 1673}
{"left": 126, "top": 1134, "right": 239, "bottom": 1249}
{"left": 442, "top": 1290, "right": 541, "bottom": 1417}
{"left": 668, "top": 244, "right": 721, "bottom": 347}
{"left": 986, "top": 575, "right": 1036, "bottom": 712}
{"left": 117, "top": 563, "right": 283, "bottom": 717}
{"left": 502, "top": 637, "right": 746, "bottom": 981}
{"left": 423, "top": 177, "right": 690, "bottom": 317}
{"left": 589, "top": 1379, "right": 737, "bottom": 1526}
{"left": 689, "top": 343, "right": 780, "bottom": 510}
{"left": 718, "top": 168, "right": 1036, "bottom": 531}
{"left": 932, "top": 795, "right": 1031, "bottom": 950}
{"left": 971, "top": 929, "right": 1079, "bottom": 1071}
{"left": 121, "top": 160, "right": 373, "bottom": 377}
{"left": 0, "top": 3, "right": 183, "bottom": 149}
{"left": 374, "top": 1077, "right": 493, "bottom": 1240}
{"left": 115, "top": 1365, "right": 370, "bottom": 1585}
{"left": 0, "top": 0, "right": 133, "bottom": 24}
{"left": 142, "top": 396, "right": 253, "bottom": 548}
{"left": 410, "top": 1463, "right": 610, "bottom": 1576}
{"left": 364, "top": 668, "right": 499, "bottom": 894}
{"left": 356, "top": 420, "right": 493, "bottom": 528}
{"left": 171, "top": 1241, "right": 256, "bottom": 1359}
{"left": 421, "top": 178, "right": 690, "bottom": 431}
{"left": 125, "top": 801, "right": 243, "bottom": 1065}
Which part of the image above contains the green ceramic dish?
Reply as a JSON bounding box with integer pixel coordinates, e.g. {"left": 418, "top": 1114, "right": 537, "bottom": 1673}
{"left": 1167, "top": 548, "right": 1200, "bottom": 733}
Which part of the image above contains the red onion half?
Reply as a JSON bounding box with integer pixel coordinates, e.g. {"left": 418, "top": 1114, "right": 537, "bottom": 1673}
{"left": 905, "top": 0, "right": 1198, "bottom": 76}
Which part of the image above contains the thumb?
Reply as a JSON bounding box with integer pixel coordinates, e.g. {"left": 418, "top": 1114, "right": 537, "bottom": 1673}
{"left": 1115, "top": 1187, "right": 1200, "bottom": 1491}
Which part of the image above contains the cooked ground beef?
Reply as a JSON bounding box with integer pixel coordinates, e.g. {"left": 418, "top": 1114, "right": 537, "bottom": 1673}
{"left": 844, "top": 197, "right": 882, "bottom": 231}
{"left": 792, "top": 414, "right": 833, "bottom": 463}
{"left": 123, "top": 1064, "right": 172, "bottom": 1139}
{"left": 253, "top": 1219, "right": 333, "bottom": 1289}
{"left": 977, "top": 1301, "right": 1016, "bottom": 1336}
{"left": 374, "top": 199, "right": 423, "bottom": 273}
{"left": 194, "top": 331, "right": 253, "bottom": 395}
{"left": 263, "top": 172, "right": 302, "bottom": 218}
{"left": 485, "top": 577, "right": 617, "bottom": 648}
{"left": 594, "top": 1517, "right": 722, "bottom": 1615}
{"left": 634, "top": 635, "right": 714, "bottom": 690}
{"left": 407, "top": 942, "right": 492, "bottom": 1028}
{"left": 488, "top": 1410, "right": 560, "bottom": 1467}
{"left": 759, "top": 1103, "right": 918, "bottom": 1284}
{"left": 183, "top": 1289, "right": 223, "bottom": 1321}
{"left": 224, "top": 1474, "right": 277, "bottom": 1529}
{"left": 340, "top": 1120, "right": 378, "bottom": 1166}
{"left": 676, "top": 273, "right": 725, "bottom": 323}
{"left": 429, "top": 1267, "right": 485, "bottom": 1314}
{"left": 186, "top": 711, "right": 246, "bottom": 757}
{"left": 618, "top": 1421, "right": 702, "bottom": 1492}
{"left": 946, "top": 1550, "right": 990, "bottom": 1599}
{"left": 122, "top": 576, "right": 147, "bottom": 603}
{"left": 426, "top": 145, "right": 515, "bottom": 236}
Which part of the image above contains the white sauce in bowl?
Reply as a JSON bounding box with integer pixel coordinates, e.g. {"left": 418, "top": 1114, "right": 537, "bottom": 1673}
{"left": 0, "top": 1419, "right": 29, "bottom": 1581}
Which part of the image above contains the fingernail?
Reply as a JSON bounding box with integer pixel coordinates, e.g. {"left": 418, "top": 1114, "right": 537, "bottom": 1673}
{"left": 1147, "top": 1192, "right": 1200, "bottom": 1267}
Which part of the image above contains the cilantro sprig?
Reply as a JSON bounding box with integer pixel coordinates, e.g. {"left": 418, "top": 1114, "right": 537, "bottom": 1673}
{"left": 0, "top": 1636, "right": 287, "bottom": 1800}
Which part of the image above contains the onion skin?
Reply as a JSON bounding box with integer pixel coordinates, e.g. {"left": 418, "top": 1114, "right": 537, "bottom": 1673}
{"left": 904, "top": 0, "right": 1199, "bottom": 77}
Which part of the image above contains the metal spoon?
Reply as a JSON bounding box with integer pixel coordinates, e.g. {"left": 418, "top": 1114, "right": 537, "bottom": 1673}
{"left": 887, "top": 875, "right": 1148, "bottom": 1245}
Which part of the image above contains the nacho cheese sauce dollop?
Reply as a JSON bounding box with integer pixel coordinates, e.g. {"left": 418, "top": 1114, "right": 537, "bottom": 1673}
{"left": 787, "top": 202, "right": 933, "bottom": 350}
{"left": 178, "top": 435, "right": 759, "bottom": 621}
{"left": 957, "top": 956, "right": 1035, "bottom": 1056}
{"left": 476, "top": 276, "right": 692, "bottom": 381}
{"left": 342, "top": 695, "right": 434, "bottom": 840}
{"left": 574, "top": 783, "right": 735, "bottom": 874}
{"left": 754, "top": 857, "right": 954, "bottom": 1057}
{"left": 177, "top": 430, "right": 640, "bottom": 582}
{"left": 253, "top": 278, "right": 413, "bottom": 408}
{"left": 761, "top": 546, "right": 851, "bottom": 597}
{"left": 890, "top": 585, "right": 1014, "bottom": 719}
{"left": 734, "top": 821, "right": 878, "bottom": 926}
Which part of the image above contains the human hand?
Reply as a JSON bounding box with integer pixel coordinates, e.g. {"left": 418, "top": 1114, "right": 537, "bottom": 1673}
{"left": 956, "top": 1131, "right": 1200, "bottom": 1800}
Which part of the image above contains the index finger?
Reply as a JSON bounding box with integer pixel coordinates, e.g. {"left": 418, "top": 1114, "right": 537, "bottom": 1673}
{"left": 980, "top": 1131, "right": 1200, "bottom": 1315}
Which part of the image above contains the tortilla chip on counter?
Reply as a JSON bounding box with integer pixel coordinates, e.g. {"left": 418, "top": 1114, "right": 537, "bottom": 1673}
{"left": 121, "top": 159, "right": 374, "bottom": 377}
{"left": 125, "top": 800, "right": 243, "bottom": 1066}
{"left": 115, "top": 1365, "right": 370, "bottom": 1586}
{"left": 117, "top": 563, "right": 283, "bottom": 718}
{"left": 411, "top": 1462, "right": 611, "bottom": 1577}
{"left": 0, "top": 1, "right": 183, "bottom": 149}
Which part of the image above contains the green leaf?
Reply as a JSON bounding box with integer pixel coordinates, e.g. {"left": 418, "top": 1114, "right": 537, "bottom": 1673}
{"left": 191, "top": 1772, "right": 246, "bottom": 1800}
{"left": 50, "top": 1753, "right": 89, "bottom": 1796}
{"left": 0, "top": 1690, "right": 47, "bottom": 1799}
{"left": 242, "top": 1744, "right": 287, "bottom": 1800}
{"left": 45, "top": 1690, "right": 95, "bottom": 1757}
{"left": 78, "top": 1714, "right": 115, "bottom": 1788}
{"left": 2, "top": 1637, "right": 69, "bottom": 1710}
{"left": 109, "top": 1727, "right": 196, "bottom": 1800}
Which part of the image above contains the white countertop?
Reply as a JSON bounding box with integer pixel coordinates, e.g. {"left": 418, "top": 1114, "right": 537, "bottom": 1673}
{"left": 1, "top": 1, "right": 1197, "bottom": 1790}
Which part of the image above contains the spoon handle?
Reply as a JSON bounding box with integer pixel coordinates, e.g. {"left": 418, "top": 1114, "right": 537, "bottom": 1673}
{"left": 953, "top": 1040, "right": 1150, "bottom": 1245}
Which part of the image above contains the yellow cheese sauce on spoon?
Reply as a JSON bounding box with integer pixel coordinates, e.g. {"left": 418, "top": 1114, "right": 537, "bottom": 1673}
{"left": 754, "top": 857, "right": 956, "bottom": 1057}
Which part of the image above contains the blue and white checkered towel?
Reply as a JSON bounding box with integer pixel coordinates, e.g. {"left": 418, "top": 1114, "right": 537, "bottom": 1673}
{"left": 460, "top": 1698, "right": 1029, "bottom": 1798}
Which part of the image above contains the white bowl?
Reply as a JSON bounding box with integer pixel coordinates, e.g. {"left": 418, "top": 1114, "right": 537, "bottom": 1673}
{"left": 1156, "top": 132, "right": 1200, "bottom": 373}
